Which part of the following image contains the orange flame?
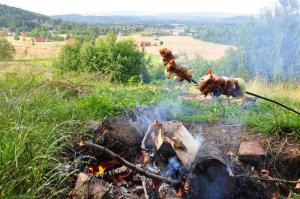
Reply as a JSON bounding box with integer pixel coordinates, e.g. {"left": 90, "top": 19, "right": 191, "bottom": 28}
{"left": 96, "top": 165, "right": 106, "bottom": 175}
{"left": 140, "top": 152, "right": 148, "bottom": 164}
{"left": 87, "top": 165, "right": 106, "bottom": 174}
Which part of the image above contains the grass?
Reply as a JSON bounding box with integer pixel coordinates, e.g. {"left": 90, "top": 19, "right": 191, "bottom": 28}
{"left": 245, "top": 80, "right": 300, "bottom": 137}
{"left": 0, "top": 72, "right": 166, "bottom": 198}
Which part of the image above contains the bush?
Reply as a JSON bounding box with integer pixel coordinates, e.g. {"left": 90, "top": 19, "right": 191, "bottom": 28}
{"left": 56, "top": 41, "right": 81, "bottom": 71}
{"left": 56, "top": 33, "right": 150, "bottom": 83}
{"left": 0, "top": 35, "right": 15, "bottom": 61}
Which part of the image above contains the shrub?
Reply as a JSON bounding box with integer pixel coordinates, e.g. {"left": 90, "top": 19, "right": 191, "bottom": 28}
{"left": 0, "top": 35, "right": 15, "bottom": 61}
{"left": 56, "top": 33, "right": 150, "bottom": 83}
{"left": 56, "top": 41, "right": 82, "bottom": 71}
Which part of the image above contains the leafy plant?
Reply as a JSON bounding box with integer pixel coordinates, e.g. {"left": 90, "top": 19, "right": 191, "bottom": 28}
{"left": 0, "top": 34, "right": 15, "bottom": 61}
{"left": 56, "top": 33, "right": 150, "bottom": 83}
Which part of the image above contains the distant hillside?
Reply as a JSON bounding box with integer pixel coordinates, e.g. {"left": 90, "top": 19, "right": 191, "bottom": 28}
{"left": 0, "top": 4, "right": 52, "bottom": 32}
{"left": 51, "top": 13, "right": 251, "bottom": 25}
{"left": 51, "top": 14, "right": 153, "bottom": 24}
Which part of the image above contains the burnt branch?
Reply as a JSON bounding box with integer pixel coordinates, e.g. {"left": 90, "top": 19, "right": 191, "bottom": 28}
{"left": 79, "top": 141, "right": 180, "bottom": 185}
{"left": 141, "top": 122, "right": 155, "bottom": 150}
{"left": 236, "top": 175, "right": 300, "bottom": 184}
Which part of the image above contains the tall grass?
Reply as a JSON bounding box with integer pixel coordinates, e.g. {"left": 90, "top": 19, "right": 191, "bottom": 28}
{"left": 245, "top": 79, "right": 300, "bottom": 137}
{"left": 0, "top": 73, "right": 164, "bottom": 198}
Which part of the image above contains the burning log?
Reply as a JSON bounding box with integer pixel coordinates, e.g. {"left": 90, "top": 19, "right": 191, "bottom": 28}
{"left": 187, "top": 142, "right": 235, "bottom": 199}
{"left": 153, "top": 120, "right": 200, "bottom": 169}
{"left": 80, "top": 140, "right": 180, "bottom": 185}
{"left": 92, "top": 117, "right": 143, "bottom": 158}
{"left": 150, "top": 121, "right": 236, "bottom": 199}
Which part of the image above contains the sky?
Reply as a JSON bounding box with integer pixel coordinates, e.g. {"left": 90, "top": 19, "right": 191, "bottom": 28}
{"left": 0, "top": 0, "right": 277, "bottom": 16}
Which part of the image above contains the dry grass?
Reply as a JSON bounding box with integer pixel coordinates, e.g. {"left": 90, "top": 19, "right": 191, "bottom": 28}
{"left": 122, "top": 34, "right": 235, "bottom": 61}
{"left": 247, "top": 78, "right": 300, "bottom": 101}
{"left": 6, "top": 36, "right": 64, "bottom": 59}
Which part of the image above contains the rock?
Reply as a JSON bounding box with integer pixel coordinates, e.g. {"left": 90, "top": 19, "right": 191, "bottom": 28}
{"left": 70, "top": 172, "right": 110, "bottom": 199}
{"left": 238, "top": 141, "right": 266, "bottom": 168}
{"left": 158, "top": 183, "right": 180, "bottom": 199}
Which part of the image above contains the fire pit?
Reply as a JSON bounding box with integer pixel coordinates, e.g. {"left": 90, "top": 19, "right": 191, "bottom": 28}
{"left": 66, "top": 106, "right": 296, "bottom": 199}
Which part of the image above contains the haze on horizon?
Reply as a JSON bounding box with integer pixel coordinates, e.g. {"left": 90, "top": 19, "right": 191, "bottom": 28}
{"left": 0, "top": 0, "right": 277, "bottom": 16}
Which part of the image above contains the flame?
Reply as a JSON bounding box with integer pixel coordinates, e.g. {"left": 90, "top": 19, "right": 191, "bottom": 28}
{"left": 140, "top": 152, "right": 148, "bottom": 164}
{"left": 176, "top": 187, "right": 184, "bottom": 198}
{"left": 96, "top": 165, "right": 105, "bottom": 175}
{"left": 176, "top": 182, "right": 187, "bottom": 198}
{"left": 87, "top": 165, "right": 106, "bottom": 174}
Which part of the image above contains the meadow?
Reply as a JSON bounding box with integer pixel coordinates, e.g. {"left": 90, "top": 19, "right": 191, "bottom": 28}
{"left": 0, "top": 36, "right": 299, "bottom": 198}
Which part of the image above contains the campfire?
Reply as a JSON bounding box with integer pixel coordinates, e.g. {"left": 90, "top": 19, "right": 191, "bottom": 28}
{"left": 65, "top": 105, "right": 298, "bottom": 199}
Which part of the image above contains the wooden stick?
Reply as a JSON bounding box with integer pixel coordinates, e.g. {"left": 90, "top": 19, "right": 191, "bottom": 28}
{"left": 141, "top": 122, "right": 155, "bottom": 150}
{"left": 236, "top": 175, "right": 300, "bottom": 184}
{"left": 80, "top": 141, "right": 180, "bottom": 185}
{"left": 142, "top": 177, "right": 150, "bottom": 199}
{"left": 246, "top": 91, "right": 300, "bottom": 115}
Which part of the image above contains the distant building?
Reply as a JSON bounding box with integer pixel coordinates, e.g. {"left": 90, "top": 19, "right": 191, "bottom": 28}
{"left": 34, "top": 35, "right": 46, "bottom": 42}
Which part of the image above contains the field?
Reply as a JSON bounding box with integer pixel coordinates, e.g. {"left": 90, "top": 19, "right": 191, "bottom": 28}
{"left": 0, "top": 36, "right": 299, "bottom": 198}
{"left": 123, "top": 34, "right": 235, "bottom": 60}
{"left": 6, "top": 37, "right": 64, "bottom": 60}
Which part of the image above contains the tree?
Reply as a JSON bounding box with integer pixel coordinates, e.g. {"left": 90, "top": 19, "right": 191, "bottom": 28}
{"left": 212, "top": 0, "right": 300, "bottom": 81}
{"left": 0, "top": 34, "right": 15, "bottom": 61}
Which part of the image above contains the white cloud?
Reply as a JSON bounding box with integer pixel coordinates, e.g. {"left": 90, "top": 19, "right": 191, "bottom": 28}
{"left": 0, "top": 0, "right": 277, "bottom": 15}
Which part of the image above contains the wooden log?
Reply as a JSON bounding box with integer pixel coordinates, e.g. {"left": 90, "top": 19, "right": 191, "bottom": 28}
{"left": 153, "top": 120, "right": 200, "bottom": 169}
{"left": 95, "top": 117, "right": 143, "bottom": 146}
{"left": 91, "top": 117, "right": 143, "bottom": 158}
{"left": 187, "top": 142, "right": 235, "bottom": 199}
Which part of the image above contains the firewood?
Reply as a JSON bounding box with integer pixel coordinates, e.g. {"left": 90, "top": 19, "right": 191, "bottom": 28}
{"left": 80, "top": 141, "right": 180, "bottom": 185}
{"left": 153, "top": 120, "right": 200, "bottom": 169}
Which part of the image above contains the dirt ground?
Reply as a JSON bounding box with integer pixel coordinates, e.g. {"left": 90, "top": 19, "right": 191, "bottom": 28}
{"left": 184, "top": 121, "right": 300, "bottom": 180}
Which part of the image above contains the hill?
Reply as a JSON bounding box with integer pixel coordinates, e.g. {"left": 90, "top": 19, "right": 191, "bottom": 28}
{"left": 51, "top": 13, "right": 251, "bottom": 25}
{"left": 0, "top": 4, "right": 52, "bottom": 32}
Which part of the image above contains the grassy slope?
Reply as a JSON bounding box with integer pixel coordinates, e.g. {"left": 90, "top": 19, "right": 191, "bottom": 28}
{"left": 0, "top": 69, "right": 299, "bottom": 197}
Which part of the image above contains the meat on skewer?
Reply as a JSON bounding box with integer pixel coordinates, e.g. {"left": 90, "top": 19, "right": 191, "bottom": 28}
{"left": 198, "top": 69, "right": 246, "bottom": 98}
{"left": 159, "top": 48, "right": 193, "bottom": 83}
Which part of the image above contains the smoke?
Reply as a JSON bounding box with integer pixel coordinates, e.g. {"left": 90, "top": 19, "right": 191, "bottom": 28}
{"left": 123, "top": 98, "right": 188, "bottom": 135}
{"left": 164, "top": 156, "right": 187, "bottom": 178}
